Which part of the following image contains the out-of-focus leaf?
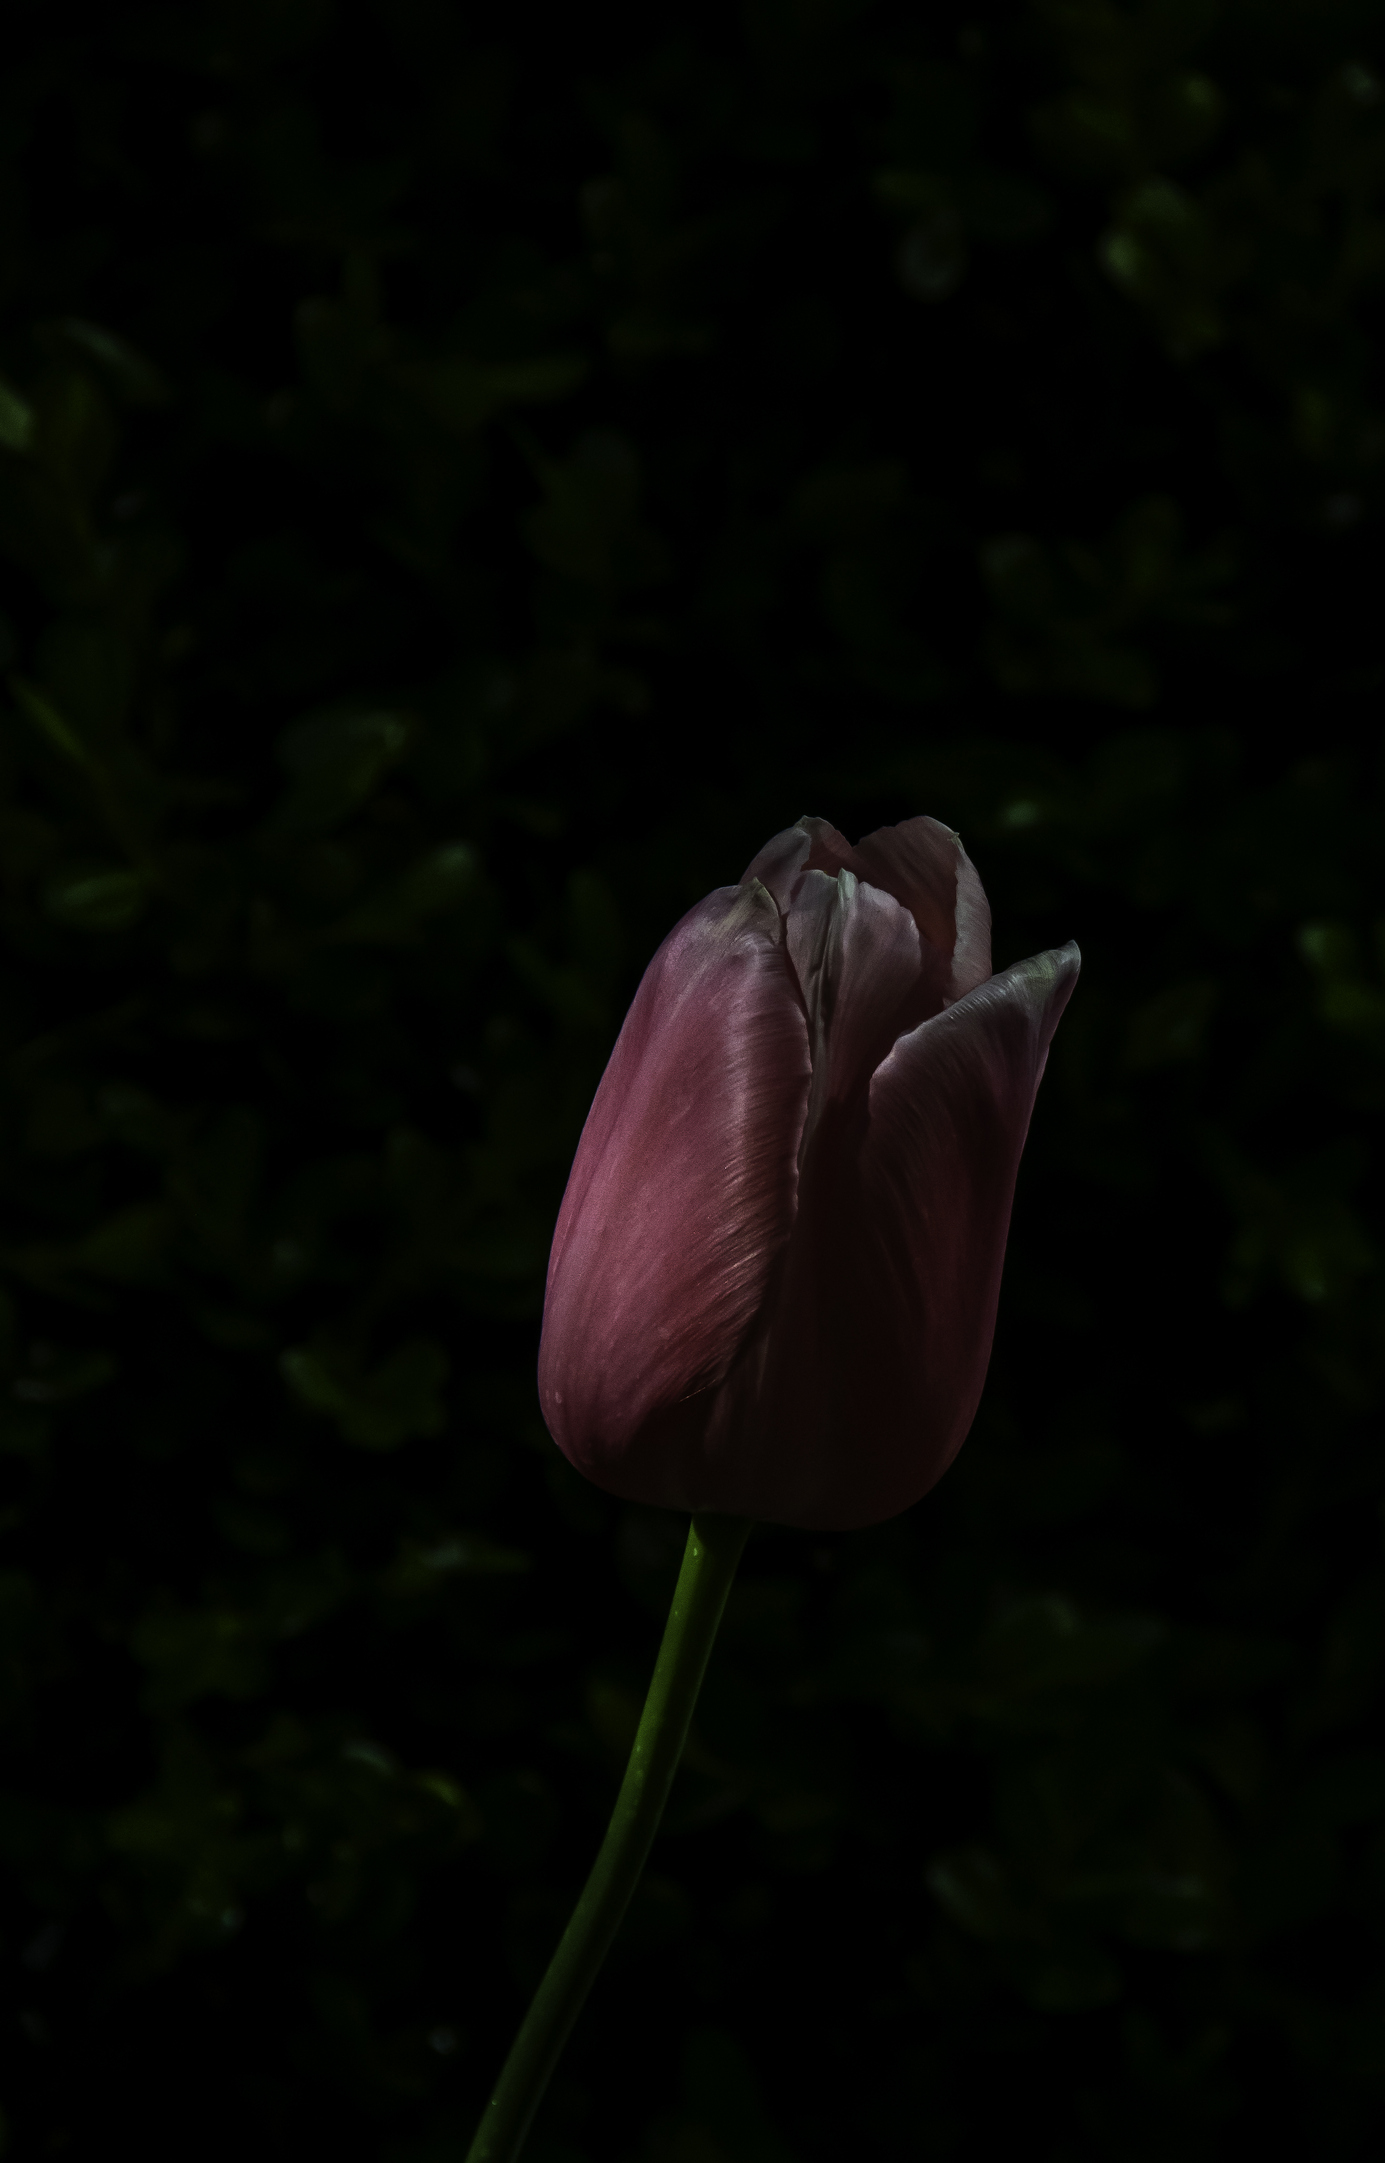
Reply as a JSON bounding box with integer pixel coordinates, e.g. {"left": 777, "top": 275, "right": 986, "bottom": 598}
{"left": 397, "top": 352, "right": 588, "bottom": 435}
{"left": 43, "top": 865, "right": 150, "bottom": 931}
{"left": 0, "top": 376, "right": 35, "bottom": 453}
{"left": 523, "top": 431, "right": 665, "bottom": 589}
{"left": 982, "top": 499, "right": 1230, "bottom": 706}
{"left": 132, "top": 1608, "right": 266, "bottom": 1715}
{"left": 1101, "top": 179, "right": 1229, "bottom": 357}
{"left": 379, "top": 1533, "right": 531, "bottom": 1597}
{"left": 11, "top": 676, "right": 88, "bottom": 764}
{"left": 1124, "top": 978, "right": 1218, "bottom": 1068}
{"left": 74, "top": 1203, "right": 171, "bottom": 1283}
{"left": 280, "top": 1335, "right": 450, "bottom": 1448}
{"left": 328, "top": 840, "right": 480, "bottom": 943}
{"left": 46, "top": 319, "right": 169, "bottom": 405}
{"left": 268, "top": 708, "right": 413, "bottom": 833}
{"left": 10, "top": 1345, "right": 114, "bottom": 1403}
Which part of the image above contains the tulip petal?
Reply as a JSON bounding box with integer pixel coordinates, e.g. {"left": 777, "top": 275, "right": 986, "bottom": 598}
{"left": 783, "top": 869, "right": 837, "bottom": 1030}
{"left": 740, "top": 815, "right": 859, "bottom": 914}
{"left": 851, "top": 815, "right": 992, "bottom": 1001}
{"left": 539, "top": 880, "right": 811, "bottom": 1494}
{"left": 746, "top": 814, "right": 991, "bottom": 1011}
{"left": 739, "top": 940, "right": 1080, "bottom": 1530}
{"left": 814, "top": 870, "right": 923, "bottom": 1110}
{"left": 740, "top": 822, "right": 812, "bottom": 909}
{"left": 796, "top": 815, "right": 859, "bottom": 877}
{"left": 781, "top": 866, "right": 925, "bottom": 1171}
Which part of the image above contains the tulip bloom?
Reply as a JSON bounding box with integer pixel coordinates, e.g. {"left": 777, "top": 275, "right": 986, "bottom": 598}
{"left": 538, "top": 815, "right": 1078, "bottom": 1531}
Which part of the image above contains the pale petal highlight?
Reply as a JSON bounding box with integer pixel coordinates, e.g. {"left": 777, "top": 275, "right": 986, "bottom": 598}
{"left": 539, "top": 881, "right": 811, "bottom": 1485}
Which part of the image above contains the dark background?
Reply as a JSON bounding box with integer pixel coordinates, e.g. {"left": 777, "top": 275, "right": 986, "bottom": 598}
{"left": 1, "top": 1, "right": 1384, "bottom": 2156}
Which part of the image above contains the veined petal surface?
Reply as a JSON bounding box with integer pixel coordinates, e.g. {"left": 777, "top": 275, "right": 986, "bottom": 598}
{"left": 538, "top": 880, "right": 811, "bottom": 1491}
{"left": 733, "top": 939, "right": 1080, "bottom": 1529}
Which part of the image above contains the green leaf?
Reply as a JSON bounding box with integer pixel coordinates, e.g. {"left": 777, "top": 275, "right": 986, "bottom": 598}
{"left": 1124, "top": 978, "right": 1218, "bottom": 1068}
{"left": 11, "top": 1345, "right": 115, "bottom": 1403}
{"left": 131, "top": 1606, "right": 267, "bottom": 1713}
{"left": 11, "top": 677, "right": 88, "bottom": 764}
{"left": 0, "top": 375, "right": 35, "bottom": 453}
{"left": 74, "top": 1204, "right": 171, "bottom": 1283}
{"left": 268, "top": 708, "right": 413, "bottom": 833}
{"left": 398, "top": 352, "right": 588, "bottom": 436}
{"left": 43, "top": 865, "right": 150, "bottom": 932}
{"left": 380, "top": 1532, "right": 531, "bottom": 1596}
{"left": 280, "top": 1335, "right": 450, "bottom": 1448}
{"left": 523, "top": 431, "right": 665, "bottom": 589}
{"left": 329, "top": 840, "right": 480, "bottom": 942}
{"left": 48, "top": 319, "right": 168, "bottom": 405}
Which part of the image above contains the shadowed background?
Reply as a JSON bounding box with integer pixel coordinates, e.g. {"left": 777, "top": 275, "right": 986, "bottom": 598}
{"left": 1, "top": 2, "right": 1384, "bottom": 2156}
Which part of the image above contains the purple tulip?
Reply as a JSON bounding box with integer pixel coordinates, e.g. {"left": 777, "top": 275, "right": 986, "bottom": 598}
{"left": 538, "top": 815, "right": 1079, "bottom": 1531}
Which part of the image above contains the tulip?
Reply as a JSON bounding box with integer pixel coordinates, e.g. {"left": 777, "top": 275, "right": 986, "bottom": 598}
{"left": 469, "top": 816, "right": 1078, "bottom": 2163}
{"left": 539, "top": 813, "right": 1079, "bottom": 1530}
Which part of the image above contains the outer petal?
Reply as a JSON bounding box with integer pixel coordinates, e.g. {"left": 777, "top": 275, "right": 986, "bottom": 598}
{"left": 538, "top": 880, "right": 811, "bottom": 1501}
{"left": 730, "top": 940, "right": 1081, "bottom": 1529}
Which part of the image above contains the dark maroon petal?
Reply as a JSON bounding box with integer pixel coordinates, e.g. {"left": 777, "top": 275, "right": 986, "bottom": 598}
{"left": 851, "top": 815, "right": 993, "bottom": 1001}
{"left": 813, "top": 871, "right": 923, "bottom": 1111}
{"left": 780, "top": 866, "right": 925, "bottom": 1175}
{"left": 748, "top": 813, "right": 992, "bottom": 1014}
{"left": 949, "top": 848, "right": 992, "bottom": 1000}
{"left": 741, "top": 813, "right": 860, "bottom": 906}
{"left": 725, "top": 940, "right": 1080, "bottom": 1530}
{"left": 783, "top": 867, "right": 840, "bottom": 1043}
{"left": 796, "top": 815, "right": 859, "bottom": 878}
{"left": 538, "top": 881, "right": 811, "bottom": 1501}
{"left": 739, "top": 823, "right": 811, "bottom": 910}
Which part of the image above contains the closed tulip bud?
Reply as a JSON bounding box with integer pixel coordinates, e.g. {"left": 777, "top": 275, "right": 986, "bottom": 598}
{"left": 538, "top": 815, "right": 1079, "bottom": 1531}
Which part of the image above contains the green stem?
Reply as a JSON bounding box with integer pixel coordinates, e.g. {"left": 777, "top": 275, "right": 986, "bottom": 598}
{"left": 465, "top": 1510, "right": 751, "bottom": 2163}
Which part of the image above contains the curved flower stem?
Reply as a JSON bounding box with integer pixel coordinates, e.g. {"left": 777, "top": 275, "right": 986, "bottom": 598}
{"left": 464, "top": 1511, "right": 752, "bottom": 2163}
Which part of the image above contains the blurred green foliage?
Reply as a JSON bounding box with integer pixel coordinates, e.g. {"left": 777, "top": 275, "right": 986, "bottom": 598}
{"left": 0, "top": 1, "right": 1384, "bottom": 2156}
